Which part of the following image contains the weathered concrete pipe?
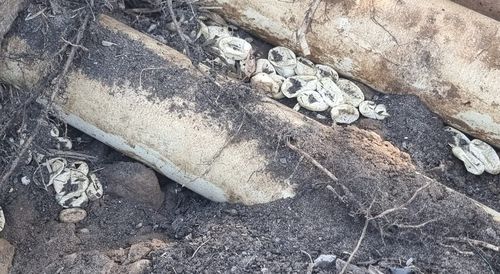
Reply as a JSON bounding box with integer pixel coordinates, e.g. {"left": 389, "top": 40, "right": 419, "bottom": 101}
{"left": 1, "top": 14, "right": 500, "bottom": 227}
{"left": 0, "top": 15, "right": 295, "bottom": 204}
{"left": 204, "top": 0, "right": 500, "bottom": 148}
{"left": 450, "top": 0, "right": 500, "bottom": 21}
{"left": 0, "top": 0, "right": 25, "bottom": 43}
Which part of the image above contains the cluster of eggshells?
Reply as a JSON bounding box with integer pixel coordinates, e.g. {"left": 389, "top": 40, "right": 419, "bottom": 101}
{"left": 446, "top": 127, "right": 500, "bottom": 175}
{"left": 250, "top": 46, "right": 389, "bottom": 124}
{"left": 198, "top": 24, "right": 388, "bottom": 124}
{"left": 44, "top": 125, "right": 104, "bottom": 208}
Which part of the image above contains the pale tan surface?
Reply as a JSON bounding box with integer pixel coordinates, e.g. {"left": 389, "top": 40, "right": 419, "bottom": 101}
{"left": 205, "top": 0, "right": 500, "bottom": 148}
{"left": 0, "top": 0, "right": 24, "bottom": 42}
{"left": 1, "top": 15, "right": 499, "bottom": 223}
{"left": 451, "top": 0, "right": 500, "bottom": 21}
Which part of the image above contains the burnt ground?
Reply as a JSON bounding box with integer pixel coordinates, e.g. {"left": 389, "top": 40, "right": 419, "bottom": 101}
{"left": 0, "top": 1, "right": 499, "bottom": 274}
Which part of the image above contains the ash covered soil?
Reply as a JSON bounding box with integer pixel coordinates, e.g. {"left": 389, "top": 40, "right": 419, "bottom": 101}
{"left": 0, "top": 1, "right": 499, "bottom": 274}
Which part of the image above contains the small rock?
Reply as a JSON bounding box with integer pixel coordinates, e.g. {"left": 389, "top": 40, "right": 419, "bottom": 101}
{"left": 106, "top": 248, "right": 128, "bottom": 264}
{"left": 126, "top": 239, "right": 167, "bottom": 264}
{"left": 314, "top": 254, "right": 336, "bottom": 269}
{"left": 101, "top": 162, "right": 164, "bottom": 209}
{"left": 59, "top": 208, "right": 87, "bottom": 223}
{"left": 79, "top": 228, "right": 90, "bottom": 234}
{"left": 122, "top": 259, "right": 151, "bottom": 274}
{"left": 127, "top": 243, "right": 152, "bottom": 264}
{"left": 390, "top": 267, "right": 415, "bottom": 274}
{"left": 21, "top": 176, "right": 30, "bottom": 185}
{"left": 0, "top": 239, "right": 15, "bottom": 274}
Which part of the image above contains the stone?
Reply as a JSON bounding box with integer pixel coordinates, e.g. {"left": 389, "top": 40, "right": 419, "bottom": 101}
{"left": 126, "top": 243, "right": 152, "bottom": 264}
{"left": 59, "top": 208, "right": 87, "bottom": 223}
{"left": 313, "top": 254, "right": 336, "bottom": 269}
{"left": 101, "top": 162, "right": 164, "bottom": 209}
{"left": 106, "top": 248, "right": 128, "bottom": 263}
{"left": 43, "top": 251, "right": 116, "bottom": 274}
{"left": 126, "top": 259, "right": 151, "bottom": 274}
{"left": 391, "top": 267, "right": 415, "bottom": 274}
{"left": 126, "top": 239, "right": 167, "bottom": 264}
{"left": 0, "top": 239, "right": 15, "bottom": 274}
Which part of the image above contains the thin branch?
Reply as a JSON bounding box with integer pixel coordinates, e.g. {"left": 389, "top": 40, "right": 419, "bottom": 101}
{"left": 285, "top": 138, "right": 338, "bottom": 181}
{"left": 190, "top": 240, "right": 209, "bottom": 259}
{"left": 339, "top": 200, "right": 374, "bottom": 274}
{"left": 370, "top": 181, "right": 431, "bottom": 220}
{"left": 166, "top": 0, "right": 191, "bottom": 57}
{"left": 301, "top": 250, "right": 314, "bottom": 274}
{"left": 446, "top": 237, "right": 499, "bottom": 253}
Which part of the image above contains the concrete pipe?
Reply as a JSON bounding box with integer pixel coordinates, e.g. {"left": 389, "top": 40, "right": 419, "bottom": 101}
{"left": 450, "top": 0, "right": 500, "bottom": 21}
{"left": 1, "top": 14, "right": 500, "bottom": 227}
{"left": 204, "top": 0, "right": 500, "bottom": 148}
{"left": 0, "top": 0, "right": 25, "bottom": 43}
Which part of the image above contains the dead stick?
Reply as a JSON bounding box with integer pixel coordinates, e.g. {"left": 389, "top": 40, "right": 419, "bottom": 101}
{"left": 0, "top": 13, "right": 90, "bottom": 189}
{"left": 296, "top": 0, "right": 322, "bottom": 56}
{"left": 166, "top": 0, "right": 191, "bottom": 57}
{"left": 370, "top": 181, "right": 431, "bottom": 220}
{"left": 339, "top": 201, "right": 374, "bottom": 274}
{"left": 446, "top": 237, "right": 499, "bottom": 253}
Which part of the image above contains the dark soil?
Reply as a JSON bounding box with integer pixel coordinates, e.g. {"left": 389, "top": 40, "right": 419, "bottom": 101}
{"left": 0, "top": 1, "right": 499, "bottom": 274}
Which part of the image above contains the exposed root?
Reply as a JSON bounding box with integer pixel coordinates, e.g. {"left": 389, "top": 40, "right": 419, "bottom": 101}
{"left": 339, "top": 200, "right": 374, "bottom": 274}
{"left": 285, "top": 137, "right": 338, "bottom": 181}
{"left": 339, "top": 182, "right": 432, "bottom": 274}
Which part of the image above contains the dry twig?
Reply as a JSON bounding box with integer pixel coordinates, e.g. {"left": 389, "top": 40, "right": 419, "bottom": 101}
{"left": 446, "top": 237, "right": 499, "bottom": 253}
{"left": 285, "top": 138, "right": 337, "bottom": 181}
{"left": 296, "top": 0, "right": 322, "bottom": 56}
{"left": 166, "top": 0, "right": 192, "bottom": 57}
{"left": 301, "top": 250, "right": 314, "bottom": 274}
{"left": 340, "top": 200, "right": 374, "bottom": 274}
{"left": 190, "top": 240, "right": 209, "bottom": 259}
{"left": 339, "top": 182, "right": 432, "bottom": 274}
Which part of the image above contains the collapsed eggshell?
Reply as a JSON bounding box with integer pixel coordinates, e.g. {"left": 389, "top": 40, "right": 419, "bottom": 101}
{"left": 330, "top": 104, "right": 360, "bottom": 124}
{"left": 452, "top": 146, "right": 485, "bottom": 175}
{"left": 359, "top": 100, "right": 389, "bottom": 120}
{"left": 218, "top": 37, "right": 252, "bottom": 61}
{"left": 251, "top": 73, "right": 284, "bottom": 99}
{"left": 295, "top": 57, "right": 316, "bottom": 76}
{"left": 336, "top": 79, "right": 364, "bottom": 107}
{"left": 254, "top": 58, "right": 276, "bottom": 75}
{"left": 268, "top": 46, "right": 297, "bottom": 77}
{"left": 469, "top": 139, "right": 500, "bottom": 175}
{"left": 296, "top": 90, "right": 329, "bottom": 112}
{"left": 318, "top": 78, "right": 344, "bottom": 107}
{"left": 315, "top": 64, "right": 339, "bottom": 82}
{"left": 59, "top": 208, "right": 87, "bottom": 223}
{"left": 281, "top": 75, "right": 318, "bottom": 98}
